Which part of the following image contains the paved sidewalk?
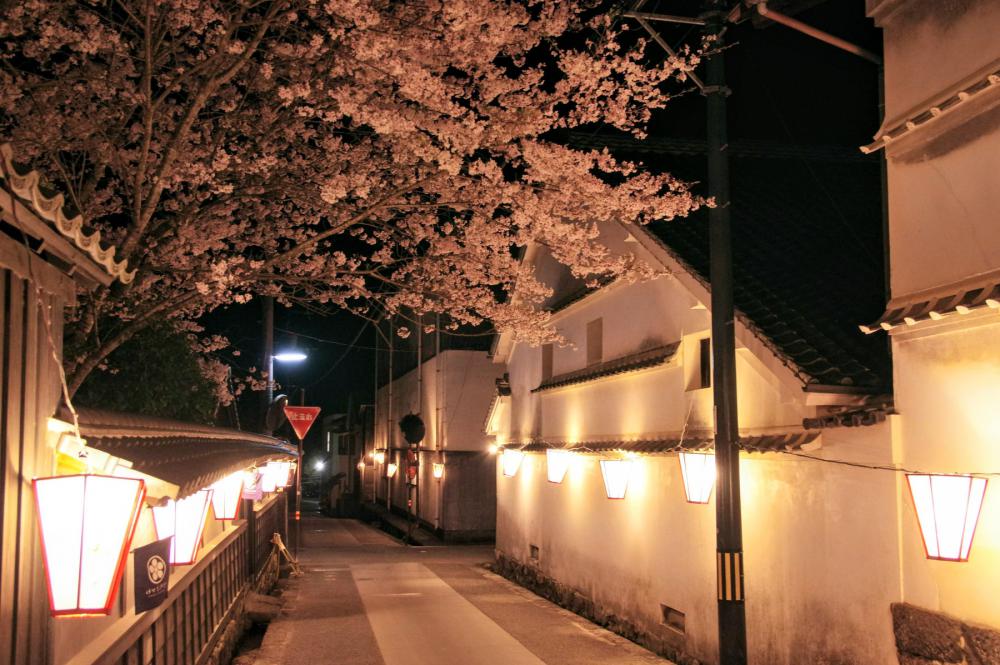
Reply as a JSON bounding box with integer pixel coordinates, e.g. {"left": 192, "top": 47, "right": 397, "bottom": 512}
{"left": 253, "top": 516, "right": 671, "bottom": 665}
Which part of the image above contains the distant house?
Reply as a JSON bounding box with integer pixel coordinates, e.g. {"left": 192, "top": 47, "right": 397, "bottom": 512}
{"left": 491, "top": 149, "right": 903, "bottom": 664}
{"left": 858, "top": 0, "right": 1000, "bottom": 660}
{"left": 368, "top": 347, "right": 504, "bottom": 542}
{"left": 0, "top": 144, "right": 295, "bottom": 665}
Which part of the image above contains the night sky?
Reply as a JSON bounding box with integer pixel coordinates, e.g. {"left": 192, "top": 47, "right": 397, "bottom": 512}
{"left": 203, "top": 0, "right": 884, "bottom": 441}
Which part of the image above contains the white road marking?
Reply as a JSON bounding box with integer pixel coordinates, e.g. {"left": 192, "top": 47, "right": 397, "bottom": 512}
{"left": 352, "top": 562, "right": 546, "bottom": 665}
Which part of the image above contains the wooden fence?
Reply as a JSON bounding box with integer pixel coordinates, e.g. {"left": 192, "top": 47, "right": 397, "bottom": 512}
{"left": 98, "top": 496, "right": 286, "bottom": 665}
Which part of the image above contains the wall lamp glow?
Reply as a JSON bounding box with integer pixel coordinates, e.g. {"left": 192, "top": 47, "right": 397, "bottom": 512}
{"left": 357, "top": 461, "right": 366, "bottom": 471}
{"left": 374, "top": 449, "right": 386, "bottom": 465}
{"left": 502, "top": 450, "right": 525, "bottom": 477}
{"left": 209, "top": 473, "right": 244, "bottom": 520}
{"left": 906, "top": 473, "right": 987, "bottom": 562}
{"left": 599, "top": 459, "right": 632, "bottom": 499}
{"left": 273, "top": 351, "right": 307, "bottom": 362}
{"left": 433, "top": 462, "right": 445, "bottom": 480}
{"left": 488, "top": 443, "right": 499, "bottom": 455}
{"left": 386, "top": 463, "right": 398, "bottom": 478}
{"left": 33, "top": 474, "right": 146, "bottom": 616}
{"left": 546, "top": 449, "right": 572, "bottom": 484}
{"left": 152, "top": 490, "right": 213, "bottom": 565}
{"left": 679, "top": 452, "right": 716, "bottom": 504}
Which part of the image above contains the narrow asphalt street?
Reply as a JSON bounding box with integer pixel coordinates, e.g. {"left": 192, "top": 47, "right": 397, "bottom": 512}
{"left": 252, "top": 512, "right": 671, "bottom": 665}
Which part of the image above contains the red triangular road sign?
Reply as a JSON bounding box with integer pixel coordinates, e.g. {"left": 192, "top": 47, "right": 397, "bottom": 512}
{"left": 283, "top": 406, "right": 321, "bottom": 441}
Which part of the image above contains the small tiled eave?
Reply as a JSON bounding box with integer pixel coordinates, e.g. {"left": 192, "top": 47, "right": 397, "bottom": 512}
{"left": 532, "top": 343, "right": 679, "bottom": 393}
{"left": 0, "top": 143, "right": 135, "bottom": 286}
{"left": 861, "top": 59, "right": 1000, "bottom": 154}
{"left": 860, "top": 274, "right": 1000, "bottom": 334}
{"left": 512, "top": 431, "right": 819, "bottom": 455}
{"left": 803, "top": 398, "right": 894, "bottom": 430}
{"left": 67, "top": 407, "right": 295, "bottom": 498}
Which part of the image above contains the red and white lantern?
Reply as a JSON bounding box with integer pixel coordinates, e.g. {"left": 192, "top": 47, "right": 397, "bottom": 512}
{"left": 906, "top": 473, "right": 987, "bottom": 562}
{"left": 679, "top": 452, "right": 716, "bottom": 504}
{"left": 599, "top": 460, "right": 632, "bottom": 500}
{"left": 501, "top": 450, "right": 525, "bottom": 477}
{"left": 32, "top": 474, "right": 145, "bottom": 616}
{"left": 209, "top": 473, "right": 243, "bottom": 521}
{"left": 153, "top": 489, "right": 213, "bottom": 565}
{"left": 546, "top": 449, "right": 572, "bottom": 484}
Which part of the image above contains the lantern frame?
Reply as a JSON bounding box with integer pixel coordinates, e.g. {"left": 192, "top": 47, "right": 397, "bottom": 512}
{"left": 153, "top": 489, "right": 213, "bottom": 566}
{"left": 32, "top": 474, "right": 146, "bottom": 617}
{"left": 546, "top": 449, "right": 572, "bottom": 484}
{"left": 209, "top": 473, "right": 244, "bottom": 521}
{"left": 501, "top": 450, "right": 525, "bottom": 477}
{"left": 432, "top": 462, "right": 445, "bottom": 480}
{"left": 905, "top": 473, "right": 987, "bottom": 562}
{"left": 599, "top": 459, "right": 632, "bottom": 499}
{"left": 679, "top": 452, "right": 716, "bottom": 504}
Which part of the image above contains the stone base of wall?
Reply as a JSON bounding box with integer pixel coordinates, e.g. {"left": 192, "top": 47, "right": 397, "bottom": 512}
{"left": 892, "top": 603, "right": 1000, "bottom": 665}
{"left": 492, "top": 552, "right": 699, "bottom": 665}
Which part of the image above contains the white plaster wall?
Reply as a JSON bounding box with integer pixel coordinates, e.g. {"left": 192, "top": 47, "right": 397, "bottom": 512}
{"left": 507, "top": 274, "right": 807, "bottom": 445}
{"left": 891, "top": 316, "right": 1000, "bottom": 629}
{"left": 496, "top": 424, "right": 900, "bottom": 665}
{"left": 886, "top": 124, "right": 1000, "bottom": 297}
{"left": 873, "top": 0, "right": 1000, "bottom": 119}
{"left": 374, "top": 350, "right": 503, "bottom": 453}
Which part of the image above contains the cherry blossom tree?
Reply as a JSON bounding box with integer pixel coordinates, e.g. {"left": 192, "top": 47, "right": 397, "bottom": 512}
{"left": 0, "top": 0, "right": 703, "bottom": 398}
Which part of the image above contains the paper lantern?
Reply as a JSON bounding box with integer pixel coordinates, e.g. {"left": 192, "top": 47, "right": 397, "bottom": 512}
{"left": 906, "top": 473, "right": 987, "bottom": 562}
{"left": 599, "top": 460, "right": 632, "bottom": 499}
{"left": 386, "top": 463, "right": 398, "bottom": 478}
{"left": 32, "top": 474, "right": 145, "bottom": 616}
{"left": 209, "top": 473, "right": 243, "bottom": 521}
{"left": 432, "top": 463, "right": 445, "bottom": 479}
{"left": 679, "top": 452, "right": 716, "bottom": 504}
{"left": 153, "top": 490, "right": 213, "bottom": 565}
{"left": 268, "top": 461, "right": 293, "bottom": 488}
{"left": 374, "top": 450, "right": 386, "bottom": 465}
{"left": 502, "top": 450, "right": 525, "bottom": 477}
{"left": 546, "top": 449, "right": 572, "bottom": 484}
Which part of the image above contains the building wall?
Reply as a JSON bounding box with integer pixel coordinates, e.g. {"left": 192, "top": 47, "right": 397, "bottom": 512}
{"left": 869, "top": 0, "right": 1000, "bottom": 297}
{"left": 496, "top": 422, "right": 900, "bottom": 665}
{"left": 0, "top": 260, "right": 66, "bottom": 665}
{"left": 890, "top": 315, "right": 1000, "bottom": 628}
{"left": 868, "top": 0, "right": 1000, "bottom": 637}
{"left": 373, "top": 350, "right": 503, "bottom": 537}
{"left": 495, "top": 240, "right": 903, "bottom": 663}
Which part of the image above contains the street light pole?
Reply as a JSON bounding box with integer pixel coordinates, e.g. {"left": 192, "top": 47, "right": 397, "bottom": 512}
{"left": 704, "top": 4, "right": 748, "bottom": 663}
{"left": 262, "top": 296, "right": 274, "bottom": 433}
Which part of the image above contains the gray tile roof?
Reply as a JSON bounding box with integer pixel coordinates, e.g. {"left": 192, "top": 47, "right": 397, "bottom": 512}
{"left": 532, "top": 343, "right": 680, "bottom": 393}
{"left": 67, "top": 408, "right": 295, "bottom": 498}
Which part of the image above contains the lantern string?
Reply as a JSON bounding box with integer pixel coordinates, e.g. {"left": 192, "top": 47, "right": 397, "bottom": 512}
{"left": 1, "top": 160, "right": 85, "bottom": 456}
{"left": 775, "top": 449, "right": 1000, "bottom": 478}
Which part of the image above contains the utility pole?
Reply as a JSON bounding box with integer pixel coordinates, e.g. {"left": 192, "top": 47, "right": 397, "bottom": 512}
{"left": 705, "top": 3, "right": 747, "bottom": 663}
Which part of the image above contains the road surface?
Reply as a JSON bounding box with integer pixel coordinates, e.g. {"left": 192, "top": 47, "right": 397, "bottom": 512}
{"left": 252, "top": 516, "right": 670, "bottom": 665}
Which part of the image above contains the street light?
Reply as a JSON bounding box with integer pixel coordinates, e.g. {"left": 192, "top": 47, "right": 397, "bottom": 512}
{"left": 274, "top": 351, "right": 307, "bottom": 363}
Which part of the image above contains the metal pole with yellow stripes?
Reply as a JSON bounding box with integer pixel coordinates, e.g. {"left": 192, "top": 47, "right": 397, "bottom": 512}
{"left": 704, "top": 2, "right": 748, "bottom": 663}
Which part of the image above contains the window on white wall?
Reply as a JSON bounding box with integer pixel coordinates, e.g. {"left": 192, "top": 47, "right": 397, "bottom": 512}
{"left": 541, "top": 343, "right": 554, "bottom": 381}
{"left": 587, "top": 318, "right": 603, "bottom": 366}
{"left": 698, "top": 337, "right": 712, "bottom": 389}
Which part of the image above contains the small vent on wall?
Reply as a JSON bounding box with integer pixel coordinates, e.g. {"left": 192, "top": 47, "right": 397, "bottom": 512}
{"left": 529, "top": 544, "right": 540, "bottom": 561}
{"left": 661, "top": 604, "right": 685, "bottom": 634}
